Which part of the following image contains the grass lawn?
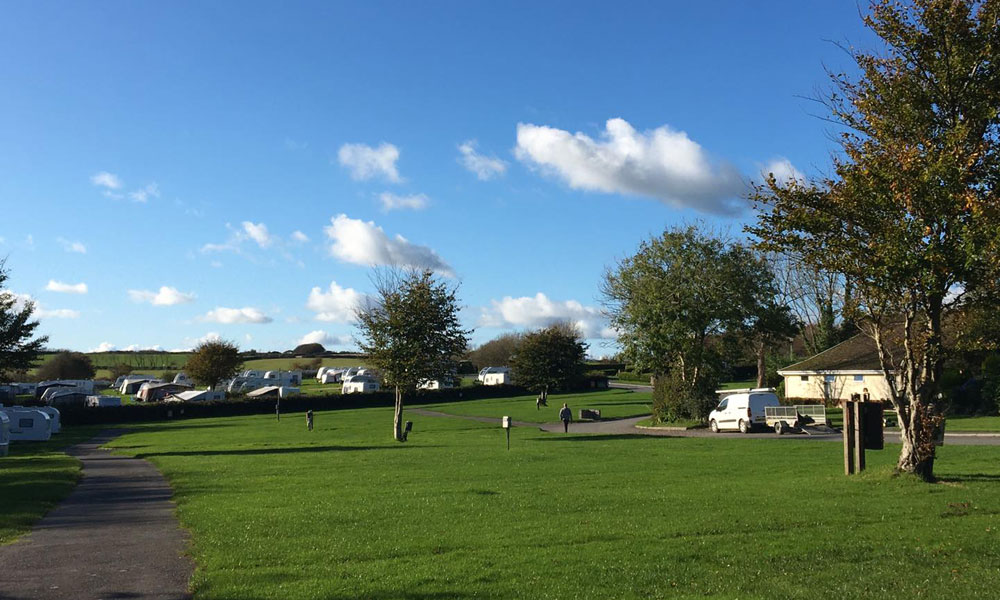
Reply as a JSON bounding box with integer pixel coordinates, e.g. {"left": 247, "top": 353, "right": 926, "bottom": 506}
{"left": 718, "top": 379, "right": 757, "bottom": 390}
{"left": 946, "top": 415, "right": 1000, "bottom": 432}
{"left": 635, "top": 417, "right": 703, "bottom": 429}
{"left": 0, "top": 425, "right": 105, "bottom": 545}
{"left": 422, "top": 388, "right": 652, "bottom": 423}
{"left": 98, "top": 398, "right": 1000, "bottom": 599}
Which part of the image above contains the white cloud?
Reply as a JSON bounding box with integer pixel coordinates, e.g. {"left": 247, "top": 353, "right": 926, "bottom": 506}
{"left": 458, "top": 140, "right": 508, "bottom": 180}
{"left": 177, "top": 332, "right": 223, "bottom": 351}
{"left": 306, "top": 281, "right": 363, "bottom": 322}
{"left": 46, "top": 280, "right": 88, "bottom": 294}
{"left": 515, "top": 118, "right": 746, "bottom": 214}
{"left": 379, "top": 192, "right": 429, "bottom": 212}
{"left": 128, "top": 286, "right": 196, "bottom": 306}
{"left": 479, "top": 292, "right": 615, "bottom": 339}
{"left": 90, "top": 171, "right": 122, "bottom": 190}
{"left": 57, "top": 238, "right": 87, "bottom": 254}
{"left": 291, "top": 230, "right": 309, "bottom": 243}
{"left": 90, "top": 342, "right": 116, "bottom": 352}
{"left": 337, "top": 142, "right": 402, "bottom": 183}
{"left": 9, "top": 292, "right": 80, "bottom": 319}
{"left": 129, "top": 182, "right": 160, "bottom": 203}
{"left": 760, "top": 158, "right": 805, "bottom": 186}
{"left": 324, "top": 214, "right": 454, "bottom": 276}
{"left": 297, "top": 330, "right": 354, "bottom": 347}
{"left": 122, "top": 343, "right": 163, "bottom": 351}
{"left": 201, "top": 307, "right": 273, "bottom": 324}
{"left": 241, "top": 221, "right": 273, "bottom": 248}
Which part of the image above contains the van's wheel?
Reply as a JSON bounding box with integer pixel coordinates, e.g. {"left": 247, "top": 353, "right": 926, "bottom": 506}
{"left": 774, "top": 421, "right": 785, "bottom": 435}
{"left": 739, "top": 419, "right": 750, "bottom": 434}
{"left": 709, "top": 420, "right": 718, "bottom": 433}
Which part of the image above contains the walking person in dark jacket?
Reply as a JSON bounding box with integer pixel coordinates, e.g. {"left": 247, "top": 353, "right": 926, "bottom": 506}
{"left": 559, "top": 403, "right": 572, "bottom": 433}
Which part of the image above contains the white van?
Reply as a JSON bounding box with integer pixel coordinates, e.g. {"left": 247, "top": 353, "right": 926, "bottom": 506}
{"left": 708, "top": 391, "right": 781, "bottom": 433}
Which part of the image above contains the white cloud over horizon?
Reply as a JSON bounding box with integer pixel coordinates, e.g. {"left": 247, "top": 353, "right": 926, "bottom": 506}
{"left": 515, "top": 118, "right": 746, "bottom": 214}
{"left": 306, "top": 281, "right": 363, "bottom": 322}
{"left": 479, "top": 292, "right": 616, "bottom": 340}
{"left": 379, "top": 192, "right": 429, "bottom": 212}
{"left": 128, "top": 286, "right": 196, "bottom": 306}
{"left": 458, "top": 140, "right": 508, "bottom": 180}
{"left": 200, "top": 307, "right": 273, "bottom": 324}
{"left": 297, "top": 330, "right": 354, "bottom": 348}
{"left": 324, "top": 214, "right": 454, "bottom": 276}
{"left": 46, "top": 280, "right": 88, "bottom": 294}
{"left": 338, "top": 142, "right": 402, "bottom": 183}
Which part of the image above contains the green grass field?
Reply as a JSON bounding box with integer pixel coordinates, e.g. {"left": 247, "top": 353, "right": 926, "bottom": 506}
{"left": 75, "top": 394, "right": 1000, "bottom": 599}
{"left": 422, "top": 388, "right": 652, "bottom": 423}
{"left": 0, "top": 425, "right": 104, "bottom": 545}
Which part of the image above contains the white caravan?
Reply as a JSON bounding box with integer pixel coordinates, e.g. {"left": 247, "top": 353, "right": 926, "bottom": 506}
{"left": 342, "top": 375, "right": 380, "bottom": 394}
{"left": 1, "top": 407, "right": 52, "bottom": 441}
{"left": 35, "top": 406, "right": 60, "bottom": 433}
{"left": 418, "top": 379, "right": 455, "bottom": 390}
{"left": 0, "top": 411, "right": 9, "bottom": 457}
{"left": 173, "top": 372, "right": 193, "bottom": 386}
{"left": 482, "top": 371, "right": 510, "bottom": 386}
{"left": 708, "top": 390, "right": 781, "bottom": 433}
{"left": 320, "top": 369, "right": 345, "bottom": 384}
{"left": 165, "top": 390, "right": 225, "bottom": 403}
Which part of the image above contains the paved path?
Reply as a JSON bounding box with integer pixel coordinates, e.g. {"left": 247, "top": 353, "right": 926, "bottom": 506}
{"left": 412, "top": 410, "right": 1000, "bottom": 445}
{"left": 0, "top": 430, "right": 193, "bottom": 600}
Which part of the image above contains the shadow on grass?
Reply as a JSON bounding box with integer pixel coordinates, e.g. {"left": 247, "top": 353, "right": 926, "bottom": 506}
{"left": 134, "top": 444, "right": 433, "bottom": 459}
{"left": 939, "top": 473, "right": 1000, "bottom": 483}
{"left": 531, "top": 434, "right": 651, "bottom": 443}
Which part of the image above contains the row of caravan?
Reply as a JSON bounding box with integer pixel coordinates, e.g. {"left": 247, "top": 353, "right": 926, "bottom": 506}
{"left": 0, "top": 405, "right": 62, "bottom": 456}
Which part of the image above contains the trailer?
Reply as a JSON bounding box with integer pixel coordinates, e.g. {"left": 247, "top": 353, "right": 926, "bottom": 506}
{"left": 764, "top": 404, "right": 829, "bottom": 435}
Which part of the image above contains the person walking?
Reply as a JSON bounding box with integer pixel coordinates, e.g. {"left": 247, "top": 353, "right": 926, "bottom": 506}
{"left": 306, "top": 409, "right": 314, "bottom": 431}
{"left": 559, "top": 403, "right": 572, "bottom": 433}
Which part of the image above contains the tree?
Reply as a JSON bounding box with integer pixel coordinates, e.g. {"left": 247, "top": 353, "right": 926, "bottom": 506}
{"left": 749, "top": 1, "right": 1000, "bottom": 480}
{"left": 355, "top": 270, "right": 470, "bottom": 442}
{"left": 185, "top": 339, "right": 242, "bottom": 390}
{"left": 37, "top": 351, "right": 95, "bottom": 380}
{"left": 769, "top": 253, "right": 854, "bottom": 356}
{"left": 601, "top": 226, "right": 791, "bottom": 394}
{"left": 292, "top": 342, "right": 326, "bottom": 356}
{"left": 0, "top": 260, "right": 47, "bottom": 382}
{"left": 109, "top": 363, "right": 133, "bottom": 381}
{"left": 468, "top": 332, "right": 523, "bottom": 370}
{"left": 510, "top": 323, "right": 588, "bottom": 395}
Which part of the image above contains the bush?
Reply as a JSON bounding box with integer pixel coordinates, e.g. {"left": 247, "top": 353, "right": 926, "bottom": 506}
{"left": 292, "top": 343, "right": 326, "bottom": 356}
{"left": 290, "top": 358, "right": 323, "bottom": 371}
{"left": 652, "top": 372, "right": 718, "bottom": 423}
{"left": 36, "top": 351, "right": 95, "bottom": 380}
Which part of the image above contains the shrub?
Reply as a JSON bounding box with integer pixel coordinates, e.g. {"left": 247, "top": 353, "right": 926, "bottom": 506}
{"left": 652, "top": 371, "right": 718, "bottom": 423}
{"left": 36, "top": 351, "right": 95, "bottom": 380}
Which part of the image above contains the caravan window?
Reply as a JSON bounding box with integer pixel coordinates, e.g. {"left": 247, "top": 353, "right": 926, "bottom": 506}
{"left": 19, "top": 418, "right": 33, "bottom": 428}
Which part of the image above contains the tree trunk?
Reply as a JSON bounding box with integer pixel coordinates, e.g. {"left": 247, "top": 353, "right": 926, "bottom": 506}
{"left": 393, "top": 386, "right": 404, "bottom": 442}
{"left": 755, "top": 342, "right": 766, "bottom": 388}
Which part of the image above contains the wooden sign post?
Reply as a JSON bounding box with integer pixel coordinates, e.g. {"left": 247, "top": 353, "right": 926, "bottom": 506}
{"left": 843, "top": 401, "right": 855, "bottom": 475}
{"left": 853, "top": 401, "right": 866, "bottom": 472}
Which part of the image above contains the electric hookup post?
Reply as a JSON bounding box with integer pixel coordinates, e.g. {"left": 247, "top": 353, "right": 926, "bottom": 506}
{"left": 843, "top": 401, "right": 885, "bottom": 475}
{"left": 502, "top": 416, "right": 511, "bottom": 450}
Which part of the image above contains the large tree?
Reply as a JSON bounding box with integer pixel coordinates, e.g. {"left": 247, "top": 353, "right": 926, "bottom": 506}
{"left": 185, "top": 339, "right": 243, "bottom": 390}
{"left": 601, "top": 226, "right": 792, "bottom": 392}
{"left": 468, "top": 332, "right": 523, "bottom": 370}
{"left": 36, "top": 351, "right": 95, "bottom": 381}
{"left": 510, "top": 323, "right": 587, "bottom": 395}
{"left": 0, "top": 260, "right": 48, "bottom": 382}
{"left": 750, "top": 1, "right": 1000, "bottom": 480}
{"left": 356, "top": 270, "right": 470, "bottom": 442}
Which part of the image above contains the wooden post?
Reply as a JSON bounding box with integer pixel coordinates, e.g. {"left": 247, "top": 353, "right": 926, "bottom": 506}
{"left": 843, "top": 401, "right": 855, "bottom": 475}
{"left": 853, "top": 401, "right": 866, "bottom": 472}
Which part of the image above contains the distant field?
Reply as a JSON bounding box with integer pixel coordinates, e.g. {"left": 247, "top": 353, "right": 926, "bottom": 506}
{"left": 28, "top": 353, "right": 367, "bottom": 380}
{"left": 242, "top": 357, "right": 368, "bottom": 371}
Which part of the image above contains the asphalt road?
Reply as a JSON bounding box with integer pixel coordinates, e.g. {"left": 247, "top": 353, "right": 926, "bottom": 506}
{"left": 0, "top": 431, "right": 193, "bottom": 600}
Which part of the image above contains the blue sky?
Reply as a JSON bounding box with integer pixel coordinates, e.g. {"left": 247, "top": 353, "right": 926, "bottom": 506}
{"left": 0, "top": 1, "right": 874, "bottom": 355}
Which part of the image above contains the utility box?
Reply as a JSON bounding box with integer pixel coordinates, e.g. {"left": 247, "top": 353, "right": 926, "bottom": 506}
{"left": 863, "top": 403, "right": 884, "bottom": 450}
{"left": 502, "top": 416, "right": 511, "bottom": 429}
